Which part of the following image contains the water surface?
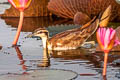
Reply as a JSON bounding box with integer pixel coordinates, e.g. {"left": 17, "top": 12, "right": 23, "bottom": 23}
{"left": 0, "top": 2, "right": 120, "bottom": 80}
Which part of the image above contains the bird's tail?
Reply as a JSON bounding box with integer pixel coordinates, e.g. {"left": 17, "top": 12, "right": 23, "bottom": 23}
{"left": 99, "top": 5, "right": 111, "bottom": 27}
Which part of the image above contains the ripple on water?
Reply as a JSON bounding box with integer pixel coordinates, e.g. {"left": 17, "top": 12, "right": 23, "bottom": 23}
{"left": 0, "top": 3, "right": 120, "bottom": 79}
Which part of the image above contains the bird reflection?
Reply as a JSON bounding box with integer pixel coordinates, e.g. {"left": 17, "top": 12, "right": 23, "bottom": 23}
{"left": 50, "top": 48, "right": 102, "bottom": 68}
{"left": 50, "top": 48, "right": 120, "bottom": 68}
{"left": 37, "top": 48, "right": 50, "bottom": 67}
{"left": 15, "top": 46, "right": 50, "bottom": 68}
{"left": 14, "top": 46, "right": 27, "bottom": 74}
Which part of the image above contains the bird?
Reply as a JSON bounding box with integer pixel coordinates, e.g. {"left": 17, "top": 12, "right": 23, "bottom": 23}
{"left": 28, "top": 5, "right": 111, "bottom": 51}
{"left": 29, "top": 17, "right": 99, "bottom": 50}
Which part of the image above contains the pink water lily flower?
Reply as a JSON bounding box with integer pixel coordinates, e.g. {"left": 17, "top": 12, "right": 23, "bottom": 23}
{"left": 96, "top": 27, "right": 120, "bottom": 53}
{"left": 8, "top": 0, "right": 32, "bottom": 45}
{"left": 8, "top": 0, "right": 32, "bottom": 11}
{"left": 96, "top": 27, "right": 120, "bottom": 76}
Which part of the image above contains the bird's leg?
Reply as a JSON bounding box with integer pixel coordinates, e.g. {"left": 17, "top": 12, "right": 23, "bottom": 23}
{"left": 81, "top": 41, "right": 95, "bottom": 47}
{"left": 12, "top": 11, "right": 24, "bottom": 46}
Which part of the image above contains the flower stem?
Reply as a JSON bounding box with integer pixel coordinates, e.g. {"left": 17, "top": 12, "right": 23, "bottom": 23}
{"left": 103, "top": 52, "right": 108, "bottom": 76}
{"left": 12, "top": 11, "right": 24, "bottom": 46}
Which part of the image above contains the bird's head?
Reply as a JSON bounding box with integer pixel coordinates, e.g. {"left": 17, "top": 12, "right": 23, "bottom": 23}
{"left": 27, "top": 28, "right": 49, "bottom": 38}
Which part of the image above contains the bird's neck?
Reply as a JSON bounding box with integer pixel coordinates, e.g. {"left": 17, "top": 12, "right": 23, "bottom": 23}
{"left": 41, "top": 36, "right": 48, "bottom": 49}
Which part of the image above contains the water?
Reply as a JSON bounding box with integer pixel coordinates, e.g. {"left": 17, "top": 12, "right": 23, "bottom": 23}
{"left": 0, "top": 1, "right": 120, "bottom": 80}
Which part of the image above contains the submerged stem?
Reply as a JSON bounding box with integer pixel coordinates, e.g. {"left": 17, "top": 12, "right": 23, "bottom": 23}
{"left": 12, "top": 11, "right": 24, "bottom": 46}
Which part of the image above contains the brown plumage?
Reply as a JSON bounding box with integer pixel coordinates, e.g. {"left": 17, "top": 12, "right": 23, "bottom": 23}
{"left": 49, "top": 17, "right": 99, "bottom": 50}
{"left": 28, "top": 5, "right": 111, "bottom": 50}
{"left": 99, "top": 5, "right": 111, "bottom": 27}
{"left": 30, "top": 17, "right": 99, "bottom": 50}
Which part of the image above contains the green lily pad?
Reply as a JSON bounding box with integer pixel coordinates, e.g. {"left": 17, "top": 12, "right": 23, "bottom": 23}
{"left": 0, "top": 69, "right": 78, "bottom": 80}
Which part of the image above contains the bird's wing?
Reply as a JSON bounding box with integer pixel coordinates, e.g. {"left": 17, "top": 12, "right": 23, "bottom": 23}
{"left": 49, "top": 18, "right": 99, "bottom": 48}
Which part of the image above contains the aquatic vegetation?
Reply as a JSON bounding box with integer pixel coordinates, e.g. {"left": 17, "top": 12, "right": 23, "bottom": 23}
{"left": 8, "top": 0, "right": 32, "bottom": 46}
{"left": 8, "top": 0, "right": 32, "bottom": 11}
{"left": 96, "top": 27, "right": 120, "bottom": 76}
{"left": 48, "top": 0, "right": 120, "bottom": 21}
{"left": 97, "top": 28, "right": 116, "bottom": 53}
{"left": 73, "top": 12, "right": 91, "bottom": 25}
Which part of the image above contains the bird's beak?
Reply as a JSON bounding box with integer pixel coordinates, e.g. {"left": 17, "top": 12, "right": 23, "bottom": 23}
{"left": 26, "top": 33, "right": 41, "bottom": 39}
{"left": 26, "top": 33, "right": 34, "bottom": 38}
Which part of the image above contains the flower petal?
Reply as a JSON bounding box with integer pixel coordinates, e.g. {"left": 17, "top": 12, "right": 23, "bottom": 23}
{"left": 8, "top": 0, "right": 32, "bottom": 11}
{"left": 96, "top": 29, "right": 104, "bottom": 49}
{"left": 114, "top": 37, "right": 120, "bottom": 46}
{"left": 8, "top": 0, "right": 16, "bottom": 8}
{"left": 110, "top": 29, "right": 116, "bottom": 40}
{"left": 100, "top": 28, "right": 106, "bottom": 46}
{"left": 104, "top": 28, "right": 110, "bottom": 49}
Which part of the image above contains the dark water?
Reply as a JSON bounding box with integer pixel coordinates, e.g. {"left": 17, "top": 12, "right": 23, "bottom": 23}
{"left": 0, "top": 2, "right": 120, "bottom": 80}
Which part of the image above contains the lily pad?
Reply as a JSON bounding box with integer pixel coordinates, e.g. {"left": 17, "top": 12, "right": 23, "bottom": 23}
{"left": 0, "top": 69, "right": 78, "bottom": 80}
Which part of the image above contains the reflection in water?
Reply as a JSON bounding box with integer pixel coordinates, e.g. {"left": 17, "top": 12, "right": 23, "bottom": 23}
{"left": 115, "top": 69, "right": 120, "bottom": 79}
{"left": 50, "top": 48, "right": 120, "bottom": 69}
{"left": 12, "top": 45, "right": 120, "bottom": 79}
{"left": 50, "top": 48, "right": 102, "bottom": 68}
{"left": 102, "top": 76, "right": 107, "bottom": 80}
{"left": 14, "top": 46, "right": 27, "bottom": 74}
{"left": 1, "top": 16, "right": 120, "bottom": 79}
{"left": 15, "top": 46, "right": 50, "bottom": 68}
{"left": 37, "top": 48, "right": 50, "bottom": 67}
{"left": 2, "top": 17, "right": 73, "bottom": 32}
{"left": 0, "top": 45, "right": 2, "bottom": 50}
{"left": 50, "top": 48, "right": 120, "bottom": 80}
